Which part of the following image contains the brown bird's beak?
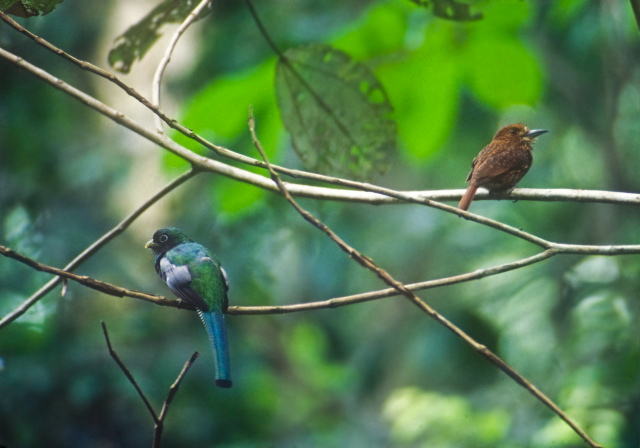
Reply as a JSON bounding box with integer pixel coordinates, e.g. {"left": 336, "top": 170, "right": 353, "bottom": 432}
{"left": 145, "top": 239, "right": 157, "bottom": 249}
{"left": 526, "top": 129, "right": 548, "bottom": 138}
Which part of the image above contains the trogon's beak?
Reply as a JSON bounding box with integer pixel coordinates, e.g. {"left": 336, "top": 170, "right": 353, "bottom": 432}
{"left": 145, "top": 239, "right": 158, "bottom": 249}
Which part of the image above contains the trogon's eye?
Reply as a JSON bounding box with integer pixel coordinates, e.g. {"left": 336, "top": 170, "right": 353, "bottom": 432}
{"left": 159, "top": 234, "right": 169, "bottom": 243}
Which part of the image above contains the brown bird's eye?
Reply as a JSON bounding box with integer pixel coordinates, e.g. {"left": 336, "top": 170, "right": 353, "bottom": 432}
{"left": 159, "top": 234, "right": 169, "bottom": 243}
{"left": 509, "top": 128, "right": 518, "bottom": 135}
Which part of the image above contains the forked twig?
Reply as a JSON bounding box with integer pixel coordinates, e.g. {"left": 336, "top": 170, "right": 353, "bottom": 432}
{"left": 247, "top": 111, "right": 603, "bottom": 448}
{"left": 101, "top": 321, "right": 199, "bottom": 448}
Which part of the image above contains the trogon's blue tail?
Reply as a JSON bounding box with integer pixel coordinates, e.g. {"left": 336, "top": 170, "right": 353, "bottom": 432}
{"left": 198, "top": 310, "right": 232, "bottom": 388}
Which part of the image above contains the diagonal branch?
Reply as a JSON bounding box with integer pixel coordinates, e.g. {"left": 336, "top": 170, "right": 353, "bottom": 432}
{"left": 247, "top": 112, "right": 603, "bottom": 448}
{"left": 153, "top": 351, "right": 200, "bottom": 448}
{"left": 0, "top": 168, "right": 198, "bottom": 329}
{"left": 102, "top": 321, "right": 159, "bottom": 423}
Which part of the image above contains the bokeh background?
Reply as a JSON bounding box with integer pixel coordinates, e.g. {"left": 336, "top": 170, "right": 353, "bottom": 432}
{"left": 1, "top": 0, "right": 639, "bottom": 446}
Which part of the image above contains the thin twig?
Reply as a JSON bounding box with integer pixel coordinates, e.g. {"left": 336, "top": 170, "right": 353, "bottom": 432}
{"left": 247, "top": 112, "right": 603, "bottom": 448}
{"left": 227, "top": 250, "right": 557, "bottom": 314}
{"left": 153, "top": 351, "right": 200, "bottom": 448}
{"left": 244, "top": 0, "right": 362, "bottom": 151}
{"left": 0, "top": 168, "right": 198, "bottom": 329}
{"left": 152, "top": 0, "right": 211, "bottom": 133}
{"left": 102, "top": 321, "right": 159, "bottom": 423}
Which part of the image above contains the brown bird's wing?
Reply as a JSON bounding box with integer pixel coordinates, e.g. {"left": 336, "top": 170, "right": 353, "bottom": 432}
{"left": 470, "top": 149, "right": 531, "bottom": 189}
{"left": 465, "top": 141, "right": 504, "bottom": 182}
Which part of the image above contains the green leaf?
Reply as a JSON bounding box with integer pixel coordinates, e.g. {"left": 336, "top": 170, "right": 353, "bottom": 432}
{"left": 377, "top": 22, "right": 461, "bottom": 160}
{"left": 464, "top": 37, "right": 542, "bottom": 108}
{"left": 276, "top": 43, "right": 397, "bottom": 180}
{"left": 173, "top": 60, "right": 278, "bottom": 153}
{"left": 0, "top": 0, "right": 61, "bottom": 17}
{"left": 108, "top": 0, "right": 210, "bottom": 74}
{"left": 332, "top": 2, "right": 408, "bottom": 60}
{"left": 213, "top": 180, "right": 264, "bottom": 222}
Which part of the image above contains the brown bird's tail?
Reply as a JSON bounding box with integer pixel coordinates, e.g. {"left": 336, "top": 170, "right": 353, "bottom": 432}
{"left": 458, "top": 184, "right": 478, "bottom": 211}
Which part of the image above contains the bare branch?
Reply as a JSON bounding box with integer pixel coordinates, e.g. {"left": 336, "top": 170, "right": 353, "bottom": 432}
{"left": 152, "top": 0, "right": 211, "bottom": 133}
{"left": 227, "top": 250, "right": 556, "bottom": 314}
{"left": 248, "top": 112, "right": 604, "bottom": 448}
{"left": 0, "top": 168, "right": 198, "bottom": 329}
{"left": 153, "top": 351, "right": 200, "bottom": 448}
{"left": 102, "top": 322, "right": 159, "bottom": 423}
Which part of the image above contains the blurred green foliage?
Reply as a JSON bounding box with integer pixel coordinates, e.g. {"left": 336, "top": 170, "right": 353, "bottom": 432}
{"left": 108, "top": 0, "right": 211, "bottom": 73}
{"left": 1, "top": 0, "right": 640, "bottom": 447}
{"left": 0, "top": 0, "right": 61, "bottom": 18}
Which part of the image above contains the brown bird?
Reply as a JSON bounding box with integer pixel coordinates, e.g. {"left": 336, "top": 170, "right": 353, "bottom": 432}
{"left": 458, "top": 123, "right": 548, "bottom": 211}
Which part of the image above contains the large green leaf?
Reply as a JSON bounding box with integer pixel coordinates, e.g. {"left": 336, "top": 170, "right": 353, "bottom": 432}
{"left": 108, "top": 0, "right": 210, "bottom": 73}
{"left": 276, "top": 44, "right": 397, "bottom": 180}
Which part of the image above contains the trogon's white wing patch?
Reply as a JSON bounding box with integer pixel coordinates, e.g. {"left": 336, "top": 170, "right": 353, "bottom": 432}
{"left": 159, "top": 257, "right": 206, "bottom": 307}
{"left": 220, "top": 267, "right": 229, "bottom": 292}
{"left": 160, "top": 257, "right": 192, "bottom": 289}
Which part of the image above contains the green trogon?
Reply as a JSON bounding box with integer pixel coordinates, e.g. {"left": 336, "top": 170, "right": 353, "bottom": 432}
{"left": 145, "top": 227, "right": 232, "bottom": 388}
